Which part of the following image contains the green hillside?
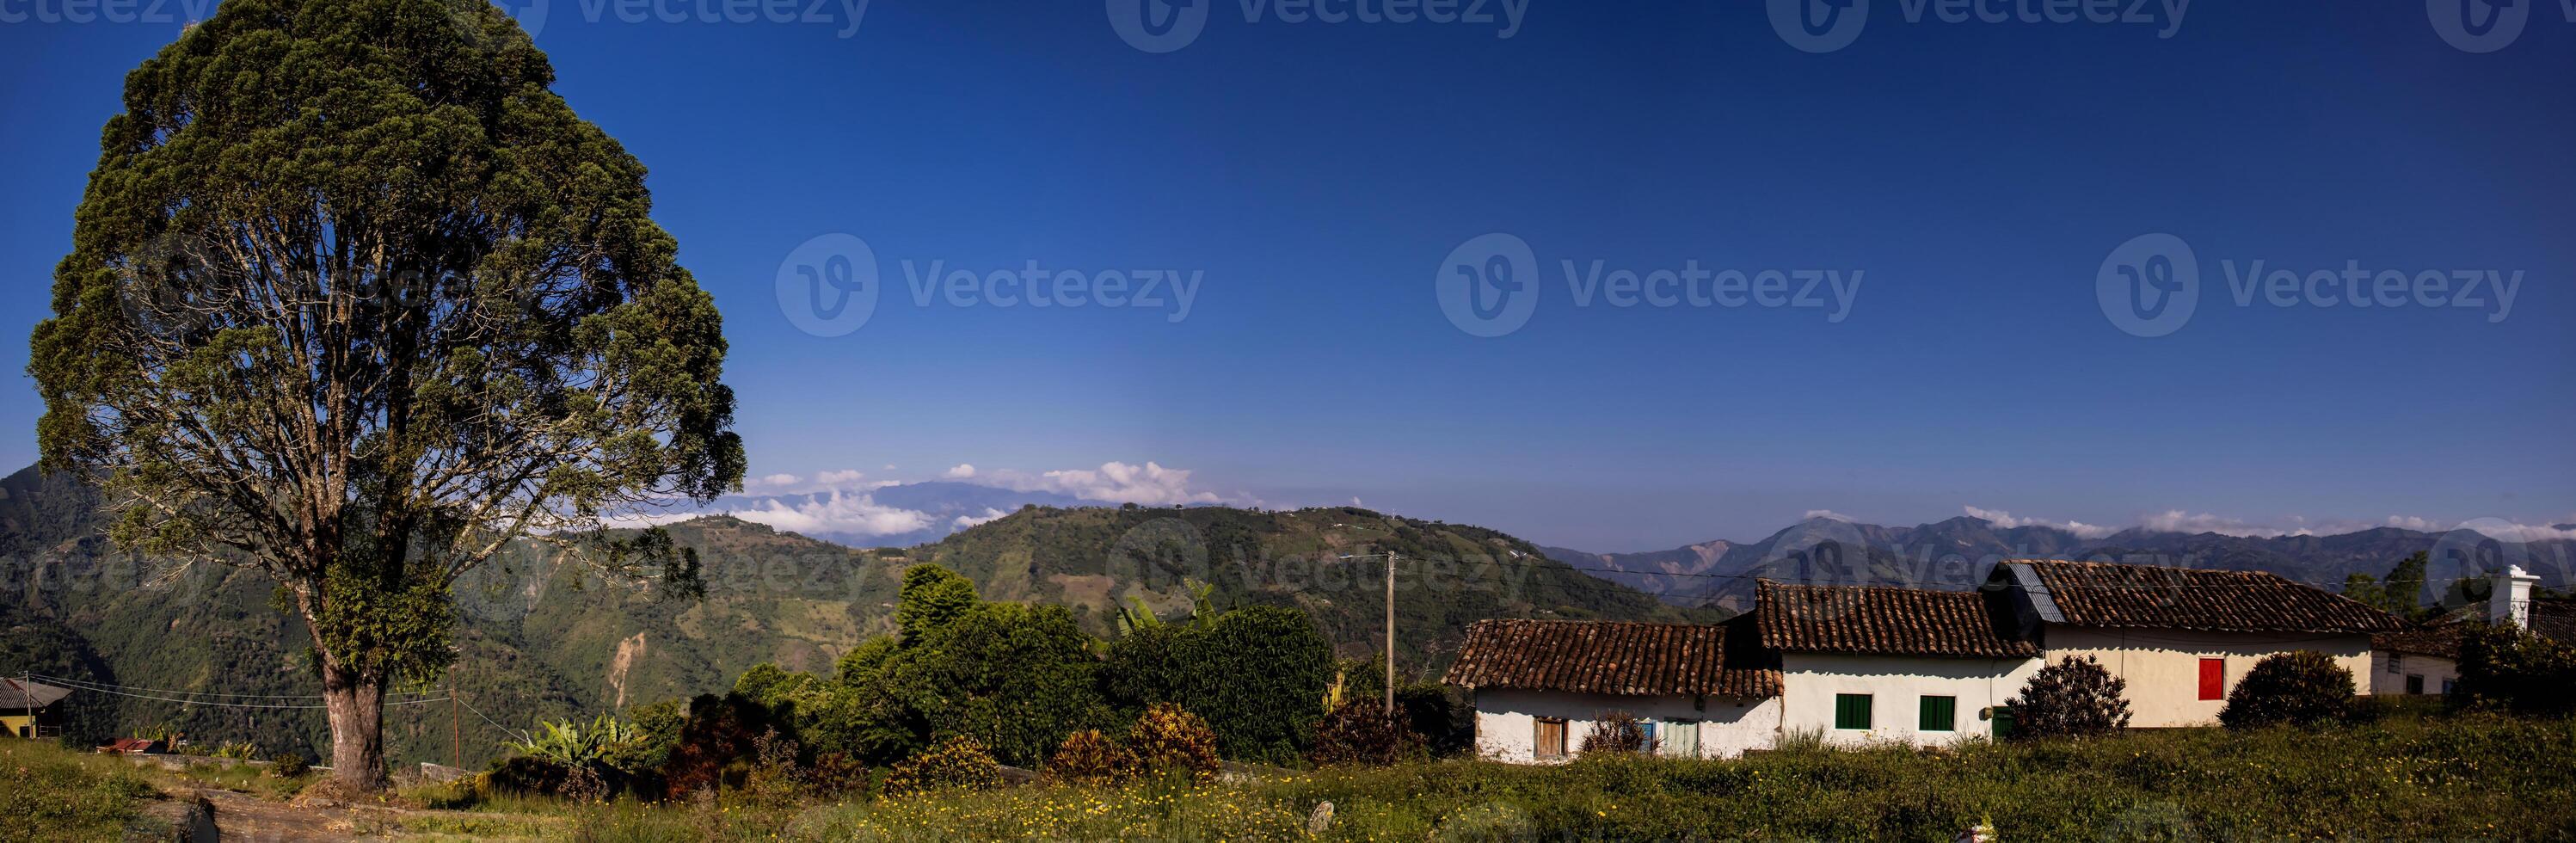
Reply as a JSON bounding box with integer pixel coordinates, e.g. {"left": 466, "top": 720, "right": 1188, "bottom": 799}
{"left": 0, "top": 467, "right": 1700, "bottom": 767}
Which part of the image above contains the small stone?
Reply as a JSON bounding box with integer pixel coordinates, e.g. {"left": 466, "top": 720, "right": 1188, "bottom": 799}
{"left": 1307, "top": 801, "right": 1336, "bottom": 834}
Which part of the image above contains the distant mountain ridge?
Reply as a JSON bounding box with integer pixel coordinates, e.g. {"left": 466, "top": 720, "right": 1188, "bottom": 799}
{"left": 1547, "top": 515, "right": 2576, "bottom": 612}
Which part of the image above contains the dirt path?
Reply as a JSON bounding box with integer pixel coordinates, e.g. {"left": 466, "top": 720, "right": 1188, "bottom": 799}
{"left": 192, "top": 788, "right": 558, "bottom": 841}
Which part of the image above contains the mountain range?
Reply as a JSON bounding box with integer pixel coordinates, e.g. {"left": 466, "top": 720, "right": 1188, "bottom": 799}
{"left": 1545, "top": 515, "right": 2576, "bottom": 612}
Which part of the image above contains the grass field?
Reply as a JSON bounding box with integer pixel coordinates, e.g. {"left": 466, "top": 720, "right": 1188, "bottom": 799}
{"left": 17, "top": 713, "right": 2576, "bottom": 840}
{"left": 0, "top": 741, "right": 162, "bottom": 842}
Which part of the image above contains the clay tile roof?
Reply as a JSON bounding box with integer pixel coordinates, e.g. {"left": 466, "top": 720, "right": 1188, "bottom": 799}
{"left": 1755, "top": 581, "right": 2038, "bottom": 659}
{"left": 1442, "top": 618, "right": 1780, "bottom": 699}
{"left": 2014, "top": 559, "right": 2403, "bottom": 634}
{"left": 2372, "top": 622, "right": 2466, "bottom": 660}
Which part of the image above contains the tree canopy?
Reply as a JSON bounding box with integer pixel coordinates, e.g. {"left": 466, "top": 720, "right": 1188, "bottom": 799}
{"left": 30, "top": 0, "right": 741, "bottom": 789}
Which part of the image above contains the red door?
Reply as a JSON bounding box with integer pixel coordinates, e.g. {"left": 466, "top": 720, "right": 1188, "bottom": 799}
{"left": 2198, "top": 658, "right": 2224, "bottom": 700}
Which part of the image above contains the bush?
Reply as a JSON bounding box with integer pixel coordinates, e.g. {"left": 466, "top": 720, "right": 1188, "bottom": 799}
{"left": 2220, "top": 651, "right": 2355, "bottom": 729}
{"left": 211, "top": 741, "right": 257, "bottom": 760}
{"left": 1578, "top": 711, "right": 1651, "bottom": 756}
{"left": 266, "top": 752, "right": 310, "bottom": 778}
{"left": 1101, "top": 606, "right": 1337, "bottom": 764}
{"left": 2453, "top": 622, "right": 2576, "bottom": 717}
{"left": 1126, "top": 703, "right": 1222, "bottom": 779}
{"left": 882, "top": 735, "right": 1003, "bottom": 796}
{"left": 2007, "top": 655, "right": 2132, "bottom": 739}
{"left": 1309, "top": 701, "right": 1425, "bottom": 766}
{"left": 808, "top": 752, "right": 870, "bottom": 797}
{"left": 659, "top": 692, "right": 778, "bottom": 799}
{"left": 1042, "top": 729, "right": 1139, "bottom": 785}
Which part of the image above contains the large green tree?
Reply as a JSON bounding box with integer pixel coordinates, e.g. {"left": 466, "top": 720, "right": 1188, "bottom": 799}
{"left": 29, "top": 0, "right": 742, "bottom": 790}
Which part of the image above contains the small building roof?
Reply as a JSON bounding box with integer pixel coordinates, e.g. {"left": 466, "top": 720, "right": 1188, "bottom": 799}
{"left": 1443, "top": 618, "right": 1780, "bottom": 699}
{"left": 2003, "top": 559, "right": 2403, "bottom": 634}
{"left": 1755, "top": 581, "right": 2038, "bottom": 659}
{"left": 2372, "top": 621, "right": 2466, "bottom": 660}
{"left": 0, "top": 678, "right": 72, "bottom": 711}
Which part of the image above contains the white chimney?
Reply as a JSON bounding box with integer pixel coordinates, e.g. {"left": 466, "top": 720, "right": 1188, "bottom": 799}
{"left": 2489, "top": 566, "right": 2539, "bottom": 627}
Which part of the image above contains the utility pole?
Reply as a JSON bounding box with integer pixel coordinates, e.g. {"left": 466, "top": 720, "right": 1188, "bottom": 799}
{"left": 448, "top": 661, "right": 460, "bottom": 770}
{"left": 1383, "top": 551, "right": 1396, "bottom": 717}
{"left": 1338, "top": 551, "right": 1400, "bottom": 717}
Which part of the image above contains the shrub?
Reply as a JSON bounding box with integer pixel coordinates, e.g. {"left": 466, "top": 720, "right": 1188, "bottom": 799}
{"left": 808, "top": 752, "right": 870, "bottom": 797}
{"left": 741, "top": 729, "right": 807, "bottom": 807}
{"left": 210, "top": 741, "right": 257, "bottom": 760}
{"left": 2453, "top": 622, "right": 2576, "bottom": 717}
{"left": 2007, "top": 655, "right": 2132, "bottom": 739}
{"left": 1579, "top": 711, "right": 1653, "bottom": 756}
{"left": 1043, "top": 729, "right": 1139, "bottom": 785}
{"left": 1102, "top": 606, "right": 1337, "bottom": 764}
{"left": 266, "top": 752, "right": 310, "bottom": 778}
{"left": 659, "top": 692, "right": 777, "bottom": 799}
{"left": 1126, "top": 703, "right": 1223, "bottom": 779}
{"left": 2220, "top": 651, "right": 2355, "bottom": 729}
{"left": 882, "top": 735, "right": 1003, "bottom": 795}
{"left": 1309, "top": 701, "right": 1425, "bottom": 766}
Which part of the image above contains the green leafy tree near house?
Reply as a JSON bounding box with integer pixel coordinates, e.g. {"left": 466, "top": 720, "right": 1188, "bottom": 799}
{"left": 1102, "top": 604, "right": 1335, "bottom": 764}
{"left": 28, "top": 0, "right": 742, "bottom": 791}
{"left": 2342, "top": 552, "right": 2432, "bottom": 620}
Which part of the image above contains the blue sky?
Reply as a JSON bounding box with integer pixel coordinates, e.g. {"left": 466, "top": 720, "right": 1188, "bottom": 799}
{"left": 3, "top": 1, "right": 2572, "bottom": 551}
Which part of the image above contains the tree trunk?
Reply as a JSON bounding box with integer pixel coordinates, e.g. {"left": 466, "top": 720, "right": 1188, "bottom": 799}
{"left": 320, "top": 663, "right": 389, "bottom": 792}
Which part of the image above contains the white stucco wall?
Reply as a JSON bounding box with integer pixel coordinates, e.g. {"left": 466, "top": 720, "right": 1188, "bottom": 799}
{"left": 1468, "top": 688, "right": 1780, "bottom": 763}
{"left": 2369, "top": 650, "right": 2459, "bottom": 696}
{"left": 1778, "top": 653, "right": 2039, "bottom": 748}
{"left": 2043, "top": 627, "right": 2375, "bottom": 727}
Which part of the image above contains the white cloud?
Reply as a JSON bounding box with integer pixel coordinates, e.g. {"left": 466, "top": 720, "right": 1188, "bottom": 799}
{"left": 1804, "top": 509, "right": 1855, "bottom": 522}
{"left": 723, "top": 489, "right": 935, "bottom": 538}
{"left": 747, "top": 473, "right": 802, "bottom": 489}
{"left": 1351, "top": 497, "right": 1365, "bottom": 508}
{"left": 1964, "top": 507, "right": 2118, "bottom": 539}
{"left": 815, "top": 469, "right": 868, "bottom": 486}
{"left": 986, "top": 461, "right": 1222, "bottom": 507}
{"left": 2137, "top": 510, "right": 2297, "bottom": 538}
{"left": 954, "top": 508, "right": 1009, "bottom": 529}
{"left": 944, "top": 464, "right": 977, "bottom": 479}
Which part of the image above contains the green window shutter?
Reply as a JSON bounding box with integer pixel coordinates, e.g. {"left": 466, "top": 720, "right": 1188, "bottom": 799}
{"left": 1834, "top": 693, "right": 1872, "bottom": 729}
{"left": 1919, "top": 695, "right": 1956, "bottom": 731}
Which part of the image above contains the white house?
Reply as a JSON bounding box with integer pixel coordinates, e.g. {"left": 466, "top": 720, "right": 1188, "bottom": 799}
{"left": 1755, "top": 581, "right": 2040, "bottom": 747}
{"left": 1451, "top": 558, "right": 2419, "bottom": 762}
{"left": 1985, "top": 559, "right": 2403, "bottom": 726}
{"left": 1443, "top": 618, "right": 1781, "bottom": 761}
{"left": 2370, "top": 565, "right": 2567, "bottom": 696}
